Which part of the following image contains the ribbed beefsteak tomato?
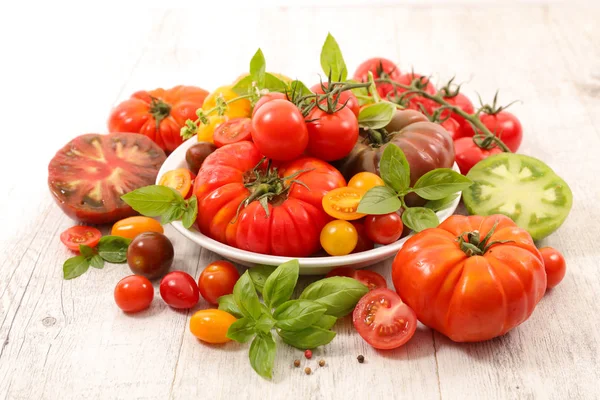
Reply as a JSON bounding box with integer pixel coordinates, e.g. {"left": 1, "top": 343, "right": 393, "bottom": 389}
{"left": 193, "top": 141, "right": 346, "bottom": 257}
{"left": 392, "top": 214, "right": 547, "bottom": 342}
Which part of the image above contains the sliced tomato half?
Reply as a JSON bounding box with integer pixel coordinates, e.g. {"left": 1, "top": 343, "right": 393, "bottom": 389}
{"left": 159, "top": 168, "right": 194, "bottom": 198}
{"left": 213, "top": 117, "right": 252, "bottom": 148}
{"left": 60, "top": 226, "right": 102, "bottom": 252}
{"left": 326, "top": 267, "right": 386, "bottom": 290}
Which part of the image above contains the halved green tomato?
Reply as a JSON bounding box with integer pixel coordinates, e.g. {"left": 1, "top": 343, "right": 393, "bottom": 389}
{"left": 463, "top": 153, "right": 572, "bottom": 241}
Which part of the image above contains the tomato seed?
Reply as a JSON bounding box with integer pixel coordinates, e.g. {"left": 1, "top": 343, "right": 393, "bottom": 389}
{"left": 293, "top": 359, "right": 300, "bottom": 368}
{"left": 304, "top": 367, "right": 312, "bottom": 375}
{"left": 357, "top": 355, "right": 365, "bottom": 363}
{"left": 304, "top": 349, "right": 312, "bottom": 359}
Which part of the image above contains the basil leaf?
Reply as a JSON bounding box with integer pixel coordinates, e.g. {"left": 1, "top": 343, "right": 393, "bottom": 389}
{"left": 278, "top": 326, "right": 336, "bottom": 350}
{"left": 348, "top": 79, "right": 373, "bottom": 106}
{"left": 89, "top": 254, "right": 104, "bottom": 269}
{"left": 121, "top": 185, "right": 185, "bottom": 217}
{"left": 79, "top": 244, "right": 94, "bottom": 258}
{"left": 161, "top": 206, "right": 185, "bottom": 226}
{"left": 424, "top": 193, "right": 460, "bottom": 212}
{"left": 250, "top": 48, "right": 266, "bottom": 88}
{"left": 411, "top": 168, "right": 473, "bottom": 200}
{"left": 232, "top": 75, "right": 253, "bottom": 95}
{"left": 402, "top": 207, "right": 439, "bottom": 232}
{"left": 63, "top": 256, "right": 90, "bottom": 280}
{"left": 249, "top": 332, "right": 276, "bottom": 379}
{"left": 356, "top": 186, "right": 402, "bottom": 215}
{"left": 226, "top": 317, "right": 256, "bottom": 343}
{"left": 299, "top": 277, "right": 368, "bottom": 317}
{"left": 273, "top": 300, "right": 327, "bottom": 331}
{"left": 218, "top": 294, "right": 244, "bottom": 318}
{"left": 233, "top": 271, "right": 262, "bottom": 320}
{"left": 263, "top": 73, "right": 287, "bottom": 93}
{"left": 255, "top": 313, "right": 275, "bottom": 334}
{"left": 358, "top": 102, "right": 396, "bottom": 129}
{"left": 289, "top": 80, "right": 312, "bottom": 96}
{"left": 379, "top": 143, "right": 411, "bottom": 193}
{"left": 262, "top": 259, "right": 299, "bottom": 309}
{"left": 312, "top": 315, "right": 337, "bottom": 330}
{"left": 181, "top": 196, "right": 198, "bottom": 229}
{"left": 97, "top": 236, "right": 132, "bottom": 263}
{"left": 320, "top": 32, "right": 347, "bottom": 81}
{"left": 248, "top": 265, "right": 276, "bottom": 294}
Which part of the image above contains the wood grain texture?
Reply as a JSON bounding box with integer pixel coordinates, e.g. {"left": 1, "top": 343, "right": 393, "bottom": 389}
{"left": 1, "top": 3, "right": 599, "bottom": 400}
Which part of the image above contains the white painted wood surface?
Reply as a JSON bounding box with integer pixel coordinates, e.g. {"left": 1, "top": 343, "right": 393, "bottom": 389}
{"left": 1, "top": 3, "right": 599, "bottom": 399}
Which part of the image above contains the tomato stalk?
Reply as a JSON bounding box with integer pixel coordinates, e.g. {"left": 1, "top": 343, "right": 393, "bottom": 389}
{"left": 297, "top": 81, "right": 371, "bottom": 117}
{"left": 456, "top": 222, "right": 512, "bottom": 256}
{"left": 149, "top": 96, "right": 172, "bottom": 131}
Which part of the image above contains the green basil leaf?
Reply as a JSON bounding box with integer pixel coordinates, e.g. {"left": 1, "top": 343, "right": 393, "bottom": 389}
{"left": 263, "top": 73, "right": 287, "bottom": 93}
{"left": 356, "top": 186, "right": 402, "bottom": 215}
{"left": 348, "top": 79, "right": 373, "bottom": 106}
{"left": 402, "top": 207, "right": 439, "bottom": 232}
{"left": 89, "top": 254, "right": 104, "bottom": 269}
{"left": 232, "top": 75, "right": 253, "bottom": 95}
{"left": 278, "top": 326, "right": 336, "bottom": 350}
{"left": 358, "top": 102, "right": 396, "bottom": 129}
{"left": 79, "top": 244, "right": 94, "bottom": 258}
{"left": 161, "top": 206, "right": 185, "bottom": 226}
{"left": 379, "top": 143, "right": 411, "bottom": 193}
{"left": 424, "top": 193, "right": 460, "bottom": 212}
{"left": 248, "top": 265, "right": 277, "bottom": 294}
{"left": 249, "top": 332, "right": 276, "bottom": 379}
{"left": 320, "top": 33, "right": 347, "bottom": 81}
{"left": 121, "top": 185, "right": 185, "bottom": 217}
{"left": 182, "top": 196, "right": 198, "bottom": 229}
{"left": 255, "top": 313, "right": 275, "bottom": 334}
{"left": 312, "top": 315, "right": 337, "bottom": 330}
{"left": 411, "top": 168, "right": 473, "bottom": 200}
{"left": 273, "top": 300, "right": 327, "bottom": 331}
{"left": 63, "top": 255, "right": 90, "bottom": 280}
{"left": 250, "top": 48, "right": 266, "bottom": 87}
{"left": 218, "top": 294, "right": 244, "bottom": 318}
{"left": 262, "top": 259, "right": 299, "bottom": 309}
{"left": 226, "top": 317, "right": 256, "bottom": 343}
{"left": 289, "top": 80, "right": 312, "bottom": 96}
{"left": 233, "top": 271, "right": 262, "bottom": 321}
{"left": 299, "top": 276, "right": 368, "bottom": 317}
{"left": 97, "top": 236, "right": 132, "bottom": 263}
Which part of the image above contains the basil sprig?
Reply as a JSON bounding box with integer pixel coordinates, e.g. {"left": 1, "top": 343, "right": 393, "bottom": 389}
{"left": 63, "top": 236, "right": 131, "bottom": 280}
{"left": 220, "top": 259, "right": 368, "bottom": 379}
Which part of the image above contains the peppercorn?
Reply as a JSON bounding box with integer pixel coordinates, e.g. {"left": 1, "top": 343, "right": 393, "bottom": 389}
{"left": 293, "top": 359, "right": 301, "bottom": 368}
{"left": 357, "top": 355, "right": 365, "bottom": 363}
{"left": 318, "top": 359, "right": 326, "bottom": 367}
{"left": 305, "top": 367, "right": 312, "bottom": 375}
{"left": 304, "top": 349, "right": 312, "bottom": 359}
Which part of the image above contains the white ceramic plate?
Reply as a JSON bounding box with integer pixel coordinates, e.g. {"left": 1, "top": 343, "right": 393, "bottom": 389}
{"left": 157, "top": 137, "right": 460, "bottom": 275}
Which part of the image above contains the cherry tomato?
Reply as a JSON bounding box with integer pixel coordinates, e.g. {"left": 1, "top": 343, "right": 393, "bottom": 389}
{"left": 251, "top": 99, "right": 308, "bottom": 161}
{"left": 440, "top": 118, "right": 462, "bottom": 140}
{"left": 213, "top": 117, "right": 252, "bottom": 148}
{"left": 310, "top": 83, "right": 359, "bottom": 117}
{"left": 462, "top": 111, "right": 523, "bottom": 152}
{"left": 159, "top": 168, "right": 194, "bottom": 198}
{"left": 322, "top": 187, "right": 366, "bottom": 221}
{"left": 252, "top": 92, "right": 287, "bottom": 117}
{"left": 186, "top": 142, "right": 217, "bottom": 174}
{"left": 348, "top": 172, "right": 385, "bottom": 192}
{"left": 114, "top": 275, "right": 154, "bottom": 313}
{"left": 203, "top": 85, "right": 251, "bottom": 118}
{"left": 365, "top": 213, "right": 404, "bottom": 245}
{"left": 197, "top": 115, "right": 228, "bottom": 144}
{"left": 326, "top": 267, "right": 387, "bottom": 290}
{"left": 353, "top": 58, "right": 401, "bottom": 97}
{"left": 111, "top": 216, "right": 164, "bottom": 240}
{"left": 60, "top": 226, "right": 102, "bottom": 252}
{"left": 441, "top": 92, "right": 475, "bottom": 130}
{"left": 352, "top": 288, "right": 417, "bottom": 349}
{"left": 159, "top": 271, "right": 200, "bottom": 309}
{"left": 127, "top": 232, "right": 174, "bottom": 280}
{"left": 390, "top": 73, "right": 436, "bottom": 112}
{"left": 320, "top": 220, "right": 358, "bottom": 256}
{"left": 305, "top": 107, "right": 358, "bottom": 161}
{"left": 198, "top": 261, "right": 240, "bottom": 304}
{"left": 189, "top": 309, "right": 237, "bottom": 344}
{"left": 351, "top": 221, "right": 375, "bottom": 253}
{"left": 454, "top": 137, "right": 503, "bottom": 174}
{"left": 540, "top": 247, "right": 566, "bottom": 289}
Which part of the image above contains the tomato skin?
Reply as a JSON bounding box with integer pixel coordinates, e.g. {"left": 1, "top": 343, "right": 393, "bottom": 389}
{"left": 159, "top": 168, "right": 194, "bottom": 198}
{"left": 540, "top": 247, "right": 566, "bottom": 289}
{"left": 114, "top": 275, "right": 154, "bottom": 313}
{"left": 364, "top": 213, "right": 404, "bottom": 245}
{"left": 310, "top": 83, "right": 359, "bottom": 117}
{"left": 213, "top": 118, "right": 252, "bottom": 148}
{"left": 322, "top": 187, "right": 366, "bottom": 221}
{"left": 186, "top": 143, "right": 217, "bottom": 174}
{"left": 392, "top": 214, "right": 546, "bottom": 342}
{"left": 348, "top": 172, "right": 385, "bottom": 192}
{"left": 305, "top": 107, "right": 358, "bottom": 161}
{"left": 454, "top": 137, "right": 503, "bottom": 174}
{"left": 127, "top": 232, "right": 174, "bottom": 280}
{"left": 462, "top": 111, "right": 523, "bottom": 152}
{"left": 320, "top": 220, "right": 358, "bottom": 256}
{"left": 252, "top": 92, "right": 287, "bottom": 117}
{"left": 159, "top": 271, "right": 200, "bottom": 309}
{"left": 326, "top": 267, "right": 387, "bottom": 290}
{"left": 440, "top": 118, "right": 462, "bottom": 140}
{"left": 189, "top": 309, "right": 237, "bottom": 344}
{"left": 353, "top": 58, "right": 401, "bottom": 97}
{"left": 203, "top": 85, "right": 251, "bottom": 118}
{"left": 111, "top": 216, "right": 164, "bottom": 240}
{"left": 198, "top": 261, "right": 240, "bottom": 304}
{"left": 60, "top": 226, "right": 102, "bottom": 252}
{"left": 351, "top": 221, "right": 375, "bottom": 253}
{"left": 441, "top": 93, "right": 474, "bottom": 130}
{"left": 251, "top": 99, "right": 308, "bottom": 161}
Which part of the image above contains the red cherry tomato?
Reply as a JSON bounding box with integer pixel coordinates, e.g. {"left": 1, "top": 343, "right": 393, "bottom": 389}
{"left": 198, "top": 261, "right": 240, "bottom": 304}
{"left": 440, "top": 118, "right": 462, "bottom": 140}
{"left": 351, "top": 221, "right": 375, "bottom": 253}
{"left": 454, "top": 137, "right": 504, "bottom": 174}
{"left": 441, "top": 92, "right": 475, "bottom": 130}
{"left": 114, "top": 275, "right": 154, "bottom": 313}
{"left": 389, "top": 73, "right": 436, "bottom": 112}
{"left": 252, "top": 92, "right": 287, "bottom": 117}
{"left": 310, "top": 83, "right": 359, "bottom": 117}
{"left": 353, "top": 58, "right": 401, "bottom": 98}
{"left": 462, "top": 111, "right": 523, "bottom": 152}
{"left": 352, "top": 288, "right": 417, "bottom": 349}
{"left": 60, "top": 226, "right": 102, "bottom": 252}
{"left": 326, "top": 267, "right": 387, "bottom": 290}
{"left": 364, "top": 213, "right": 404, "bottom": 245}
{"left": 540, "top": 247, "right": 566, "bottom": 289}
{"left": 305, "top": 106, "right": 359, "bottom": 161}
{"left": 213, "top": 118, "right": 252, "bottom": 148}
{"left": 159, "top": 271, "right": 200, "bottom": 309}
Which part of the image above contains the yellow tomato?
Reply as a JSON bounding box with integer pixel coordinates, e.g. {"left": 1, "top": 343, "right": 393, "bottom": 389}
{"left": 158, "top": 168, "right": 193, "bottom": 197}
{"left": 320, "top": 220, "right": 358, "bottom": 256}
{"left": 322, "top": 187, "right": 366, "bottom": 221}
{"left": 189, "top": 309, "right": 237, "bottom": 344}
{"left": 203, "top": 85, "right": 251, "bottom": 118}
{"left": 197, "top": 115, "right": 228, "bottom": 143}
{"left": 111, "top": 216, "right": 164, "bottom": 240}
{"left": 348, "top": 172, "right": 385, "bottom": 192}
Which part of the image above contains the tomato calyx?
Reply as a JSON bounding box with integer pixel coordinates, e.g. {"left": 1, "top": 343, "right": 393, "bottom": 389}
{"left": 437, "top": 76, "right": 462, "bottom": 99}
{"left": 296, "top": 79, "right": 370, "bottom": 117}
{"left": 456, "top": 221, "right": 513, "bottom": 256}
{"left": 149, "top": 96, "right": 172, "bottom": 130}
{"left": 477, "top": 91, "right": 519, "bottom": 116}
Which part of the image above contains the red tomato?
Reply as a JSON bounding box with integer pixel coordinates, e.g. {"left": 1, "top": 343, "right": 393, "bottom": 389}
{"left": 540, "top": 247, "right": 566, "bottom": 289}
{"left": 251, "top": 99, "right": 308, "bottom": 161}
{"left": 364, "top": 213, "right": 404, "bottom": 245}
{"left": 326, "top": 267, "right": 387, "bottom": 290}
{"left": 108, "top": 86, "right": 208, "bottom": 153}
{"left": 462, "top": 111, "right": 523, "bottom": 152}
{"left": 454, "top": 137, "right": 503, "bottom": 174}
{"left": 390, "top": 73, "right": 436, "bottom": 112}
{"left": 60, "top": 226, "right": 102, "bottom": 252}
{"left": 213, "top": 118, "right": 252, "bottom": 148}
{"left": 352, "top": 288, "right": 417, "bottom": 349}
{"left": 351, "top": 221, "right": 375, "bottom": 253}
{"left": 159, "top": 271, "right": 200, "bottom": 309}
{"left": 440, "top": 118, "right": 462, "bottom": 140}
{"left": 252, "top": 92, "right": 287, "bottom": 117}
{"left": 310, "top": 83, "right": 359, "bottom": 117}
{"left": 441, "top": 92, "right": 475, "bottom": 129}
{"left": 305, "top": 107, "right": 359, "bottom": 161}
{"left": 198, "top": 261, "right": 240, "bottom": 304}
{"left": 114, "top": 275, "right": 154, "bottom": 313}
{"left": 353, "top": 58, "right": 401, "bottom": 97}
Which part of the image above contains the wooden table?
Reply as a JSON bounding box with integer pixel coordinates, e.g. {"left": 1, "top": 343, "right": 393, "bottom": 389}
{"left": 1, "top": 3, "right": 599, "bottom": 399}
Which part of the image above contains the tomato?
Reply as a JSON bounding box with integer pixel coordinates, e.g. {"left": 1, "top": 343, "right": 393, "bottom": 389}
{"left": 440, "top": 92, "right": 474, "bottom": 130}
{"left": 305, "top": 107, "right": 358, "bottom": 161}
{"left": 108, "top": 86, "right": 208, "bottom": 153}
{"left": 364, "top": 213, "right": 403, "bottom": 245}
{"left": 347, "top": 172, "right": 385, "bottom": 192}
{"left": 159, "top": 168, "right": 194, "bottom": 198}
{"left": 320, "top": 220, "right": 358, "bottom": 256}
{"left": 198, "top": 261, "right": 240, "bottom": 304}
{"left": 322, "top": 187, "right": 366, "bottom": 221}
{"left": 352, "top": 288, "right": 417, "bottom": 349}
{"left": 127, "top": 232, "right": 174, "bottom": 279}
{"left": 159, "top": 271, "right": 200, "bottom": 309}
{"left": 353, "top": 58, "right": 401, "bottom": 97}
{"left": 48, "top": 133, "right": 166, "bottom": 224}
{"left": 440, "top": 118, "right": 462, "bottom": 140}
{"left": 60, "top": 226, "right": 102, "bottom": 252}
{"left": 197, "top": 115, "right": 228, "bottom": 144}
{"left": 252, "top": 92, "right": 287, "bottom": 117}
{"left": 540, "top": 247, "right": 566, "bottom": 289}
{"left": 453, "top": 137, "right": 503, "bottom": 174}
{"left": 351, "top": 221, "right": 375, "bottom": 253}
{"left": 213, "top": 118, "right": 252, "bottom": 147}
{"left": 114, "top": 275, "right": 154, "bottom": 313}
{"left": 186, "top": 142, "right": 217, "bottom": 174}
{"left": 111, "top": 216, "right": 163, "bottom": 240}
{"left": 389, "top": 73, "right": 436, "bottom": 112}
{"left": 251, "top": 99, "right": 308, "bottom": 161}
{"left": 393, "top": 214, "right": 547, "bottom": 342}
{"left": 326, "top": 267, "right": 387, "bottom": 290}
{"left": 462, "top": 111, "right": 523, "bottom": 152}
{"left": 194, "top": 142, "right": 343, "bottom": 256}
{"left": 202, "top": 85, "right": 251, "bottom": 118}
{"left": 310, "top": 83, "right": 359, "bottom": 117}
{"left": 189, "top": 309, "right": 237, "bottom": 344}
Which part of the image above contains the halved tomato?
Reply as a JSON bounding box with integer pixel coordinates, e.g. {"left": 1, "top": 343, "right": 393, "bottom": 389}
{"left": 322, "top": 187, "right": 366, "bottom": 221}
{"left": 352, "top": 288, "right": 417, "bottom": 350}
{"left": 60, "top": 226, "right": 102, "bottom": 252}
{"left": 48, "top": 133, "right": 166, "bottom": 224}
{"left": 326, "top": 267, "right": 386, "bottom": 290}
{"left": 213, "top": 117, "right": 252, "bottom": 148}
{"left": 159, "top": 168, "right": 194, "bottom": 198}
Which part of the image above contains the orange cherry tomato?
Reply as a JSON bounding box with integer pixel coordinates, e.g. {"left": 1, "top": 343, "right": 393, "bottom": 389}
{"left": 198, "top": 261, "right": 240, "bottom": 304}
{"left": 348, "top": 172, "right": 385, "bottom": 192}
{"left": 114, "top": 275, "right": 154, "bottom": 313}
{"left": 111, "top": 216, "right": 164, "bottom": 240}
{"left": 322, "top": 187, "right": 366, "bottom": 221}
{"left": 189, "top": 309, "right": 237, "bottom": 344}
{"left": 159, "top": 168, "right": 193, "bottom": 198}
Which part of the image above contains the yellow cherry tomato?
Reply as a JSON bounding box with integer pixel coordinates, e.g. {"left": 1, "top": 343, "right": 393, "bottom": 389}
{"left": 159, "top": 168, "right": 193, "bottom": 197}
{"left": 348, "top": 172, "right": 385, "bottom": 192}
{"left": 203, "top": 85, "right": 251, "bottom": 118}
{"left": 111, "top": 216, "right": 164, "bottom": 240}
{"left": 320, "top": 220, "right": 358, "bottom": 256}
{"left": 197, "top": 115, "right": 228, "bottom": 143}
{"left": 322, "top": 187, "right": 366, "bottom": 221}
{"left": 189, "top": 309, "right": 237, "bottom": 344}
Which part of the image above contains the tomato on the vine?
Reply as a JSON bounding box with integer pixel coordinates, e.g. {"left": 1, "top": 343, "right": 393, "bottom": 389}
{"left": 198, "top": 260, "right": 240, "bottom": 304}
{"left": 159, "top": 168, "right": 194, "bottom": 198}
{"left": 389, "top": 72, "right": 436, "bottom": 112}
{"left": 189, "top": 309, "right": 237, "bottom": 344}
{"left": 462, "top": 111, "right": 523, "bottom": 152}
{"left": 440, "top": 118, "right": 462, "bottom": 140}
{"left": 305, "top": 106, "right": 358, "bottom": 161}
{"left": 160, "top": 271, "right": 200, "bottom": 309}
{"left": 353, "top": 58, "right": 401, "bottom": 97}
{"left": 213, "top": 117, "right": 252, "bottom": 147}
{"left": 310, "top": 83, "right": 359, "bottom": 117}
{"left": 364, "top": 212, "right": 404, "bottom": 245}
{"left": 322, "top": 187, "right": 366, "bottom": 221}
{"left": 327, "top": 267, "right": 387, "bottom": 290}
{"left": 114, "top": 275, "right": 154, "bottom": 313}
{"left": 454, "top": 137, "right": 503, "bottom": 174}
{"left": 540, "top": 247, "right": 566, "bottom": 289}
{"left": 348, "top": 172, "right": 385, "bottom": 192}
{"left": 440, "top": 92, "right": 475, "bottom": 129}
{"left": 60, "top": 226, "right": 102, "bottom": 252}
{"left": 252, "top": 92, "right": 287, "bottom": 117}
{"left": 320, "top": 220, "right": 358, "bottom": 256}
